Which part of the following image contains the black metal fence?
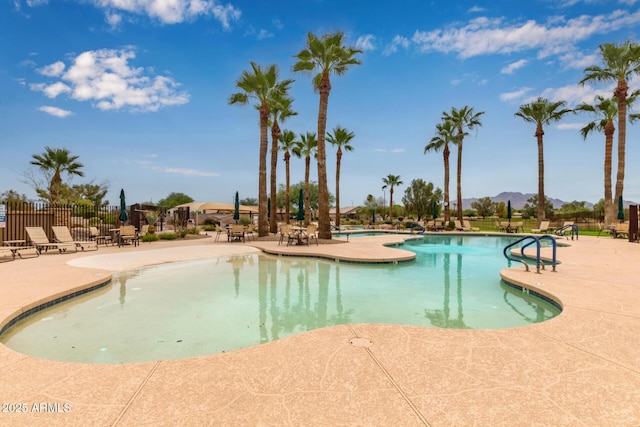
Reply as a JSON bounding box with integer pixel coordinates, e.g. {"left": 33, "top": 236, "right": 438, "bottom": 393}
{"left": 0, "top": 201, "right": 163, "bottom": 244}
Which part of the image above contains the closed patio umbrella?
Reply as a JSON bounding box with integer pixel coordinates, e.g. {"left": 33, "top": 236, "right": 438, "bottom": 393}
{"left": 432, "top": 201, "right": 438, "bottom": 220}
{"left": 233, "top": 191, "right": 240, "bottom": 223}
{"left": 507, "top": 200, "right": 512, "bottom": 223}
{"left": 119, "top": 189, "right": 128, "bottom": 224}
{"left": 618, "top": 195, "right": 624, "bottom": 222}
{"left": 296, "top": 189, "right": 304, "bottom": 223}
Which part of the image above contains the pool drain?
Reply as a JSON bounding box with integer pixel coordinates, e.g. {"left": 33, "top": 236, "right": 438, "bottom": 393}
{"left": 349, "top": 337, "right": 373, "bottom": 348}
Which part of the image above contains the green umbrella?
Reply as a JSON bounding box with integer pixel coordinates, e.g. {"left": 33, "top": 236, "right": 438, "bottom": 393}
{"left": 507, "top": 200, "right": 512, "bottom": 223}
{"left": 296, "top": 189, "right": 304, "bottom": 223}
{"left": 371, "top": 209, "right": 375, "bottom": 226}
{"left": 233, "top": 191, "right": 240, "bottom": 223}
{"left": 432, "top": 201, "right": 438, "bottom": 220}
{"left": 118, "top": 189, "right": 128, "bottom": 223}
{"left": 617, "top": 195, "right": 624, "bottom": 221}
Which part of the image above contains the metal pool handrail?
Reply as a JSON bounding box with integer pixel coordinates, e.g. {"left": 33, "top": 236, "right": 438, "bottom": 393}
{"left": 522, "top": 234, "right": 557, "bottom": 272}
{"left": 503, "top": 235, "right": 558, "bottom": 274}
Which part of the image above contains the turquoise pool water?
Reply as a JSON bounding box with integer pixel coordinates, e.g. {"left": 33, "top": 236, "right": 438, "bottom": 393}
{"left": 0, "top": 235, "right": 561, "bottom": 363}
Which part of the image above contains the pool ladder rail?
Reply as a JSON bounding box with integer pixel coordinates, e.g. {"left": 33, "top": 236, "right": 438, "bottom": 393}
{"left": 503, "top": 234, "right": 557, "bottom": 274}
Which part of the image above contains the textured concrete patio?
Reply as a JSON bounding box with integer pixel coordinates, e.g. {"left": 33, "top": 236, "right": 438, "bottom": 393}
{"left": 1, "top": 233, "right": 639, "bottom": 426}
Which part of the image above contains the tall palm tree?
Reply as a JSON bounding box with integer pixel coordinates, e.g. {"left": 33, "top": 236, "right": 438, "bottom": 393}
{"left": 279, "top": 129, "right": 297, "bottom": 224}
{"left": 30, "top": 146, "right": 84, "bottom": 204}
{"left": 293, "top": 132, "right": 317, "bottom": 226}
{"left": 382, "top": 174, "right": 403, "bottom": 220}
{"left": 580, "top": 41, "right": 640, "bottom": 206}
{"left": 442, "top": 106, "right": 485, "bottom": 221}
{"left": 229, "top": 62, "right": 294, "bottom": 237}
{"left": 326, "top": 126, "right": 355, "bottom": 229}
{"left": 269, "top": 96, "right": 297, "bottom": 233}
{"left": 293, "top": 32, "right": 362, "bottom": 239}
{"left": 515, "top": 97, "right": 573, "bottom": 223}
{"left": 425, "top": 120, "right": 456, "bottom": 223}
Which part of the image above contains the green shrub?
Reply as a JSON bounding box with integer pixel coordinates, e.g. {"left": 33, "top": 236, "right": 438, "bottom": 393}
{"left": 141, "top": 233, "right": 160, "bottom": 242}
{"left": 203, "top": 225, "right": 216, "bottom": 231}
{"left": 158, "top": 233, "right": 178, "bottom": 240}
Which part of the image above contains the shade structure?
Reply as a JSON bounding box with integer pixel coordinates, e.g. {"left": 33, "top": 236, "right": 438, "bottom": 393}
{"left": 296, "top": 189, "right": 304, "bottom": 222}
{"left": 618, "top": 195, "right": 624, "bottom": 221}
{"left": 507, "top": 200, "right": 512, "bottom": 222}
{"left": 233, "top": 191, "right": 240, "bottom": 223}
{"left": 119, "top": 189, "right": 128, "bottom": 223}
{"left": 432, "top": 201, "right": 438, "bottom": 220}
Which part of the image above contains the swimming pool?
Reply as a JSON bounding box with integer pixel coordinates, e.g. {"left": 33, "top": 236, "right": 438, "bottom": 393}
{"left": 0, "top": 235, "right": 561, "bottom": 363}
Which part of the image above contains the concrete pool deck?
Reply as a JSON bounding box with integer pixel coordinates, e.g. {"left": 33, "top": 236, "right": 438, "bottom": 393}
{"left": 0, "top": 233, "right": 639, "bottom": 426}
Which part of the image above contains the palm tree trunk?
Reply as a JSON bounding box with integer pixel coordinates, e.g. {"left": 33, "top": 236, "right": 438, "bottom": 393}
{"left": 316, "top": 72, "right": 332, "bottom": 239}
{"left": 305, "top": 155, "right": 311, "bottom": 227}
{"left": 258, "top": 105, "right": 269, "bottom": 237}
{"left": 335, "top": 148, "right": 342, "bottom": 228}
{"left": 270, "top": 120, "right": 280, "bottom": 234}
{"left": 604, "top": 120, "right": 615, "bottom": 224}
{"left": 536, "top": 124, "right": 545, "bottom": 221}
{"left": 285, "top": 151, "right": 291, "bottom": 224}
{"left": 614, "top": 80, "right": 628, "bottom": 206}
{"left": 456, "top": 143, "right": 463, "bottom": 221}
{"left": 443, "top": 146, "right": 450, "bottom": 223}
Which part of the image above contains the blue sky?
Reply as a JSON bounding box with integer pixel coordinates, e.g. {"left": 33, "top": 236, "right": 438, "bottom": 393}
{"left": 2, "top": 0, "right": 640, "bottom": 208}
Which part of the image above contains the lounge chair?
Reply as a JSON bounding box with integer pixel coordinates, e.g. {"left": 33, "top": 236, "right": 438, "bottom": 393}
{"left": 555, "top": 221, "right": 575, "bottom": 237}
{"left": 25, "top": 226, "right": 76, "bottom": 254}
{"left": 613, "top": 222, "right": 629, "bottom": 239}
{"left": 463, "top": 220, "right": 480, "bottom": 231}
{"left": 454, "top": 220, "right": 466, "bottom": 231}
{"left": 531, "top": 221, "right": 551, "bottom": 233}
{"left": 90, "top": 226, "right": 113, "bottom": 246}
{"left": 52, "top": 226, "right": 98, "bottom": 251}
{"left": 118, "top": 225, "right": 139, "bottom": 247}
{"left": 244, "top": 225, "right": 256, "bottom": 241}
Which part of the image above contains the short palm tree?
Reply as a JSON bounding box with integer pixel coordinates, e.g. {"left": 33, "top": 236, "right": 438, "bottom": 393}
{"left": 279, "top": 129, "right": 297, "bottom": 224}
{"left": 425, "top": 120, "right": 456, "bottom": 223}
{"left": 327, "top": 126, "right": 355, "bottom": 229}
{"left": 382, "top": 174, "right": 403, "bottom": 220}
{"left": 229, "top": 62, "right": 294, "bottom": 237}
{"left": 442, "top": 106, "right": 484, "bottom": 221}
{"left": 293, "top": 132, "right": 318, "bottom": 226}
{"left": 580, "top": 41, "right": 640, "bottom": 205}
{"left": 293, "top": 32, "right": 362, "bottom": 239}
{"left": 269, "top": 96, "right": 297, "bottom": 233}
{"left": 515, "top": 97, "right": 573, "bottom": 223}
{"left": 30, "top": 146, "right": 84, "bottom": 204}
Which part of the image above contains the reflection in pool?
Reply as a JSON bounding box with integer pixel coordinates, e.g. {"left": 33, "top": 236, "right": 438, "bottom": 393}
{"left": 0, "top": 235, "right": 561, "bottom": 363}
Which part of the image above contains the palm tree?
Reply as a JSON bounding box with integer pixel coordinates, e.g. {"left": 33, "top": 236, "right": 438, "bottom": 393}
{"left": 382, "top": 174, "right": 403, "bottom": 220}
{"left": 515, "top": 97, "right": 573, "bottom": 223}
{"left": 30, "top": 146, "right": 84, "bottom": 204}
{"left": 293, "top": 132, "right": 318, "bottom": 226}
{"left": 269, "top": 96, "right": 297, "bottom": 233}
{"left": 425, "top": 120, "right": 457, "bottom": 224}
{"left": 580, "top": 41, "right": 640, "bottom": 206}
{"left": 293, "top": 32, "right": 362, "bottom": 239}
{"left": 279, "top": 129, "right": 297, "bottom": 224}
{"left": 442, "top": 106, "right": 485, "bottom": 221}
{"left": 326, "top": 126, "right": 355, "bottom": 229}
{"left": 229, "top": 62, "right": 294, "bottom": 237}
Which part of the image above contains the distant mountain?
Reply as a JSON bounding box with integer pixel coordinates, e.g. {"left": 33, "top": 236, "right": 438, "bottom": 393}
{"left": 462, "top": 192, "right": 590, "bottom": 210}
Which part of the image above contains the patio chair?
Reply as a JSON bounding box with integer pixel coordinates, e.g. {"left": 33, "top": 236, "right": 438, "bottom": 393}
{"left": 531, "top": 221, "right": 551, "bottom": 233}
{"left": 305, "top": 224, "right": 319, "bottom": 246}
{"left": 228, "top": 224, "right": 245, "bottom": 242}
{"left": 244, "top": 225, "right": 256, "bottom": 241}
{"left": 454, "top": 220, "right": 466, "bottom": 231}
{"left": 90, "top": 226, "right": 113, "bottom": 246}
{"left": 25, "top": 226, "right": 76, "bottom": 254}
{"left": 463, "top": 220, "right": 480, "bottom": 231}
{"left": 52, "top": 226, "right": 98, "bottom": 251}
{"left": 118, "top": 225, "right": 139, "bottom": 247}
{"left": 278, "top": 224, "right": 292, "bottom": 245}
{"left": 613, "top": 222, "right": 629, "bottom": 239}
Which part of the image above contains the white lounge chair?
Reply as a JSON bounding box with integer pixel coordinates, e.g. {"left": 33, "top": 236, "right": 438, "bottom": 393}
{"left": 26, "top": 226, "right": 76, "bottom": 254}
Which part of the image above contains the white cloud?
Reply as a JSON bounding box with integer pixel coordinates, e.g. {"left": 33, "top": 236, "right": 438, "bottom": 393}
{"left": 257, "top": 29, "right": 273, "bottom": 39}
{"left": 558, "top": 50, "right": 599, "bottom": 69}
{"left": 355, "top": 34, "right": 376, "bottom": 51}
{"left": 30, "top": 48, "right": 189, "bottom": 112}
{"left": 391, "top": 148, "right": 406, "bottom": 153}
{"left": 22, "top": 0, "right": 243, "bottom": 28}
{"left": 499, "top": 87, "right": 532, "bottom": 102}
{"left": 556, "top": 122, "right": 585, "bottom": 130}
{"left": 383, "top": 35, "right": 410, "bottom": 56}
{"left": 501, "top": 59, "right": 528, "bottom": 74}
{"left": 539, "top": 82, "right": 612, "bottom": 106}
{"left": 38, "top": 61, "right": 65, "bottom": 77}
{"left": 468, "top": 6, "right": 486, "bottom": 13}
{"left": 38, "top": 106, "right": 72, "bottom": 117}
{"left": 411, "top": 9, "right": 640, "bottom": 59}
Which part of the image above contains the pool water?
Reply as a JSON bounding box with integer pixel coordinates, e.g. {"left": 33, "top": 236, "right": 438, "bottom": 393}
{"left": 0, "top": 235, "right": 561, "bottom": 363}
